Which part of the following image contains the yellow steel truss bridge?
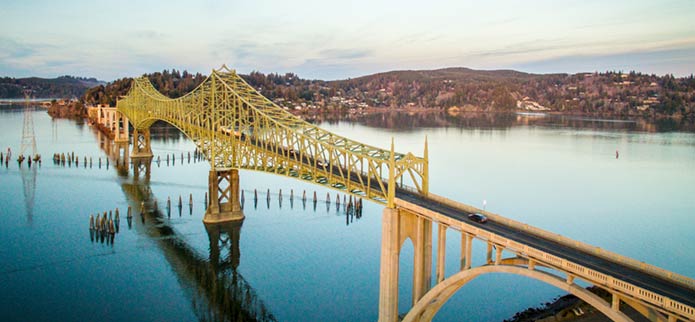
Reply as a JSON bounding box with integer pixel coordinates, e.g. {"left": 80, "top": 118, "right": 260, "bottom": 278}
{"left": 117, "top": 65, "right": 428, "bottom": 206}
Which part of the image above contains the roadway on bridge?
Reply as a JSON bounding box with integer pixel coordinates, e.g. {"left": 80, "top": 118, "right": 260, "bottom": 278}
{"left": 396, "top": 190, "right": 695, "bottom": 309}
{"left": 241, "top": 133, "right": 695, "bottom": 309}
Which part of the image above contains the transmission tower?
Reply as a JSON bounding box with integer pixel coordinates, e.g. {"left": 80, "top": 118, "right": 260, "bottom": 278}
{"left": 20, "top": 91, "right": 38, "bottom": 159}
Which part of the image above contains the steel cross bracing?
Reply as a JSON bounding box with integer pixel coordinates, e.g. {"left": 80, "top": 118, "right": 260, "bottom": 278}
{"left": 117, "top": 65, "right": 428, "bottom": 204}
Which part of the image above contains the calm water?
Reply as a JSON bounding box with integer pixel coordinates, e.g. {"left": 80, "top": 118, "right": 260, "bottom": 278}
{"left": 1, "top": 106, "right": 694, "bottom": 322}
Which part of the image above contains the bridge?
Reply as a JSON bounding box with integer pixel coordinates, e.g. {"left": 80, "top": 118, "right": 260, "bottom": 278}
{"left": 99, "top": 66, "right": 694, "bottom": 321}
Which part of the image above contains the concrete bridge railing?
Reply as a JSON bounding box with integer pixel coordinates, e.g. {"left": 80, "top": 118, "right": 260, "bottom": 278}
{"left": 423, "top": 193, "right": 695, "bottom": 290}
{"left": 401, "top": 193, "right": 695, "bottom": 320}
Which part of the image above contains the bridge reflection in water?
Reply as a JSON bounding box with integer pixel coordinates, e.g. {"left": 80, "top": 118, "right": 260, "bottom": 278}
{"left": 94, "top": 136, "right": 276, "bottom": 322}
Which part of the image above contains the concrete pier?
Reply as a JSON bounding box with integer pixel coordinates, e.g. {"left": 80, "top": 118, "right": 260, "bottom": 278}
{"left": 203, "top": 168, "right": 244, "bottom": 223}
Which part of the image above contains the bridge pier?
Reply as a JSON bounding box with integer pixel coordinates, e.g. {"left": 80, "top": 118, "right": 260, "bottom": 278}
{"left": 131, "top": 128, "right": 153, "bottom": 158}
{"left": 114, "top": 113, "right": 129, "bottom": 143}
{"left": 203, "top": 168, "right": 244, "bottom": 223}
{"left": 378, "top": 207, "right": 432, "bottom": 322}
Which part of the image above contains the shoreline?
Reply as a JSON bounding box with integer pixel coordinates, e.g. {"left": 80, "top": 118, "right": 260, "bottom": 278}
{"left": 504, "top": 286, "right": 649, "bottom": 322}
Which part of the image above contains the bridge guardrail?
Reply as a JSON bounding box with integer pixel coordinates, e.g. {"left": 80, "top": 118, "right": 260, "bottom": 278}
{"left": 394, "top": 197, "right": 695, "bottom": 321}
{"left": 422, "top": 193, "right": 695, "bottom": 292}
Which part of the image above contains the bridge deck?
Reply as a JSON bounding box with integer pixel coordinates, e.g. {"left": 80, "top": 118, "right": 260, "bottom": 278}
{"left": 396, "top": 190, "right": 695, "bottom": 309}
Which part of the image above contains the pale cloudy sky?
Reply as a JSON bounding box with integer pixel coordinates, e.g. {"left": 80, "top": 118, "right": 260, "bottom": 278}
{"left": 1, "top": 0, "right": 693, "bottom": 81}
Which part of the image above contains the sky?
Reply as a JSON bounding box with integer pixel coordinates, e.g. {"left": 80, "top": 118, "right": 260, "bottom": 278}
{"left": 1, "top": 0, "right": 694, "bottom": 81}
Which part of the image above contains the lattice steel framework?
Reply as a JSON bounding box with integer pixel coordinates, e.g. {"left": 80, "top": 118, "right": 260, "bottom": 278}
{"left": 117, "top": 65, "right": 428, "bottom": 205}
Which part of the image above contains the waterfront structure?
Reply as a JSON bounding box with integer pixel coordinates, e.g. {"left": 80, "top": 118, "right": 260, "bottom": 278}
{"left": 85, "top": 66, "right": 693, "bottom": 322}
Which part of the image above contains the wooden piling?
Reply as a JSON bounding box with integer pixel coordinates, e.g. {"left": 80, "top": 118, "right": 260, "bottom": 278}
{"left": 189, "top": 193, "right": 192, "bottom": 206}
{"left": 302, "top": 190, "right": 306, "bottom": 201}
{"left": 178, "top": 195, "right": 182, "bottom": 208}
{"left": 313, "top": 191, "right": 317, "bottom": 203}
{"left": 127, "top": 206, "right": 132, "bottom": 218}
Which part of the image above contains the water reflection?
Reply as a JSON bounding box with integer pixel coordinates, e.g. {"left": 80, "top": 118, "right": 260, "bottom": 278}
{"left": 19, "top": 165, "right": 37, "bottom": 224}
{"left": 306, "top": 110, "right": 695, "bottom": 133}
{"left": 120, "top": 175, "right": 277, "bottom": 322}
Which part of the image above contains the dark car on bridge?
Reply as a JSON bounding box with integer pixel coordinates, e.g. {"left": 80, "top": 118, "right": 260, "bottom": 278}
{"left": 468, "top": 213, "right": 488, "bottom": 223}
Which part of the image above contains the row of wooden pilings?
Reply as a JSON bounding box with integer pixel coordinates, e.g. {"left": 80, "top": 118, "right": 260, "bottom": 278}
{"left": 4, "top": 149, "right": 205, "bottom": 170}
{"left": 88, "top": 208, "right": 123, "bottom": 245}
{"left": 88, "top": 189, "right": 365, "bottom": 241}
{"left": 1, "top": 150, "right": 42, "bottom": 168}
{"left": 48, "top": 150, "right": 205, "bottom": 169}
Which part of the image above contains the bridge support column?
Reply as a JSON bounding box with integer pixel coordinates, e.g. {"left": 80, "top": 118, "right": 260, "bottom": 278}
{"left": 204, "top": 168, "right": 244, "bottom": 224}
{"left": 114, "top": 113, "right": 129, "bottom": 143}
{"left": 436, "top": 223, "right": 447, "bottom": 283}
{"left": 486, "top": 242, "right": 493, "bottom": 264}
{"left": 495, "top": 246, "right": 504, "bottom": 265}
{"left": 612, "top": 293, "right": 621, "bottom": 311}
{"left": 412, "top": 216, "right": 432, "bottom": 305}
{"left": 460, "top": 233, "right": 472, "bottom": 270}
{"left": 131, "top": 128, "right": 153, "bottom": 158}
{"left": 378, "top": 207, "right": 434, "bottom": 322}
{"left": 378, "top": 207, "right": 400, "bottom": 322}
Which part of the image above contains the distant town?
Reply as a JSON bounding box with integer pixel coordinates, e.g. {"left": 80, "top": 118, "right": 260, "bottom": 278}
{"left": 2, "top": 68, "right": 694, "bottom": 120}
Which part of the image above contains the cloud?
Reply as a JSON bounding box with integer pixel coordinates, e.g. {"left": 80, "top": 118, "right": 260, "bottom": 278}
{"left": 318, "top": 48, "right": 372, "bottom": 60}
{"left": 511, "top": 46, "right": 695, "bottom": 76}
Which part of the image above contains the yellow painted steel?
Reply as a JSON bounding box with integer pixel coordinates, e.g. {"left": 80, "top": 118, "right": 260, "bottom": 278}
{"left": 117, "top": 65, "right": 428, "bottom": 205}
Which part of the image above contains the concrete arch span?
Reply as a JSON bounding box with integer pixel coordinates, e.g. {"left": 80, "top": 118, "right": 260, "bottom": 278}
{"left": 402, "top": 265, "right": 633, "bottom": 322}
